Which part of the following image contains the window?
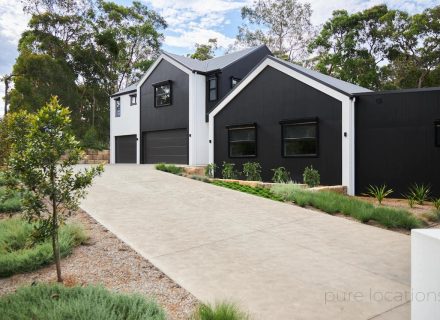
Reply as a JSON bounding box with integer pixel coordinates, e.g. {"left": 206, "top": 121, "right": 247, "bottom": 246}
{"left": 154, "top": 81, "right": 172, "bottom": 107}
{"left": 115, "top": 98, "right": 121, "bottom": 117}
{"left": 281, "top": 118, "right": 319, "bottom": 157}
{"left": 208, "top": 76, "right": 217, "bottom": 101}
{"left": 231, "top": 77, "right": 241, "bottom": 88}
{"left": 228, "top": 124, "right": 257, "bottom": 158}
{"left": 436, "top": 120, "right": 440, "bottom": 147}
{"left": 130, "top": 94, "right": 137, "bottom": 105}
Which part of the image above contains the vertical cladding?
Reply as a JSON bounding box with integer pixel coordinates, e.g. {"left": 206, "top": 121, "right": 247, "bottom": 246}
{"left": 213, "top": 66, "right": 342, "bottom": 185}
{"left": 355, "top": 90, "right": 440, "bottom": 197}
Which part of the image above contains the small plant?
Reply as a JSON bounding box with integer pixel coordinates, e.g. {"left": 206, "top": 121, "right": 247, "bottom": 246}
{"left": 193, "top": 301, "right": 249, "bottom": 320}
{"left": 408, "top": 197, "right": 416, "bottom": 209}
{"left": 364, "top": 184, "right": 393, "bottom": 205}
{"left": 303, "top": 165, "right": 320, "bottom": 187}
{"left": 271, "top": 167, "right": 290, "bottom": 183}
{"left": 205, "top": 163, "right": 217, "bottom": 178}
{"left": 221, "top": 162, "right": 238, "bottom": 179}
{"left": 433, "top": 198, "right": 440, "bottom": 212}
{"left": 242, "top": 162, "right": 262, "bottom": 181}
{"left": 408, "top": 183, "right": 431, "bottom": 205}
{"left": 155, "top": 163, "right": 183, "bottom": 175}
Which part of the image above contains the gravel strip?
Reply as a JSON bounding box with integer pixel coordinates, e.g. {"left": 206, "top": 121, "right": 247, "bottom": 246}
{"left": 0, "top": 210, "right": 198, "bottom": 320}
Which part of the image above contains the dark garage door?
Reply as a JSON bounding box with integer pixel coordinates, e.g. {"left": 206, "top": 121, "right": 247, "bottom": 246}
{"left": 115, "top": 135, "right": 137, "bottom": 163}
{"left": 143, "top": 129, "right": 188, "bottom": 164}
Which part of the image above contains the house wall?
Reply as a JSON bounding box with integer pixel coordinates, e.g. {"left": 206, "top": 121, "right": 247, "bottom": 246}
{"left": 355, "top": 89, "right": 440, "bottom": 197}
{"left": 213, "top": 66, "right": 343, "bottom": 184}
{"left": 109, "top": 92, "right": 138, "bottom": 164}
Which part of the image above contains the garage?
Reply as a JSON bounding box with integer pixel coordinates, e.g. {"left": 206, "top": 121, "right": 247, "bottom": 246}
{"left": 143, "top": 129, "right": 188, "bottom": 164}
{"left": 115, "top": 135, "right": 137, "bottom": 163}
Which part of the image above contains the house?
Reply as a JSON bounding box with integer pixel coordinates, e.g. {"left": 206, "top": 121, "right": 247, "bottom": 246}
{"left": 110, "top": 50, "right": 440, "bottom": 197}
{"left": 109, "top": 45, "right": 271, "bottom": 165}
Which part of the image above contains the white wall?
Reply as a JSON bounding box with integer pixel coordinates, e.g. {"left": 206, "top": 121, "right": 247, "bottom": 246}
{"left": 109, "top": 93, "right": 139, "bottom": 164}
{"left": 412, "top": 229, "right": 440, "bottom": 320}
{"left": 191, "top": 73, "right": 209, "bottom": 165}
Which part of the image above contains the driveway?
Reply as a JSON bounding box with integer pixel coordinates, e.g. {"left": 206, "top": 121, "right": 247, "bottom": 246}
{"left": 80, "top": 165, "right": 410, "bottom": 320}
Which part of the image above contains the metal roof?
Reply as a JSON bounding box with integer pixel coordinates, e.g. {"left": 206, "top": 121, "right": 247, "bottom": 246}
{"left": 111, "top": 82, "right": 138, "bottom": 97}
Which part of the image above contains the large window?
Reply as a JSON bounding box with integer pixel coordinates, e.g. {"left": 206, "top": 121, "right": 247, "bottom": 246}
{"left": 115, "top": 98, "right": 121, "bottom": 117}
{"left": 436, "top": 120, "right": 440, "bottom": 147}
{"left": 154, "top": 81, "right": 172, "bottom": 107}
{"left": 208, "top": 76, "right": 217, "bottom": 101}
{"left": 130, "top": 94, "right": 137, "bottom": 105}
{"left": 281, "top": 118, "right": 319, "bottom": 157}
{"left": 228, "top": 124, "right": 257, "bottom": 158}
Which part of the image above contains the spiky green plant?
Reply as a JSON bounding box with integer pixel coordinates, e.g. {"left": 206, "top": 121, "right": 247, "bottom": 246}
{"left": 364, "top": 184, "right": 393, "bottom": 205}
{"left": 193, "top": 302, "right": 249, "bottom": 320}
{"left": 408, "top": 183, "right": 431, "bottom": 205}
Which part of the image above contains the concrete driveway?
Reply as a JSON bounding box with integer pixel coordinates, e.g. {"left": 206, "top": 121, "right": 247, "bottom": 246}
{"left": 80, "top": 165, "right": 410, "bottom": 320}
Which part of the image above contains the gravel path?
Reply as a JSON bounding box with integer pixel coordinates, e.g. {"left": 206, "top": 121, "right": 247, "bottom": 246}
{"left": 0, "top": 210, "right": 198, "bottom": 320}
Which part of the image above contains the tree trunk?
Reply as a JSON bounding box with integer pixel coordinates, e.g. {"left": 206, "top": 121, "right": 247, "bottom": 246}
{"left": 50, "top": 168, "right": 62, "bottom": 282}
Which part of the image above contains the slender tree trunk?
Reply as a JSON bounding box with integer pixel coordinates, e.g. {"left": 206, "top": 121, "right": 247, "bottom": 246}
{"left": 50, "top": 168, "right": 62, "bottom": 282}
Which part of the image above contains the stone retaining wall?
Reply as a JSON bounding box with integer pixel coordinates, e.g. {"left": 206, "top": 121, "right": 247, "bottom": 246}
{"left": 78, "top": 149, "right": 109, "bottom": 164}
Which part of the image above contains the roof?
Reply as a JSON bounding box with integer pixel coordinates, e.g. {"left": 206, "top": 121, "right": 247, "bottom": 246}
{"left": 268, "top": 56, "right": 372, "bottom": 95}
{"left": 111, "top": 81, "right": 138, "bottom": 97}
{"left": 163, "top": 45, "right": 268, "bottom": 73}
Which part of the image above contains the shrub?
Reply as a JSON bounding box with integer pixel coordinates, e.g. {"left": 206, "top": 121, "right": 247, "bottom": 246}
{"left": 193, "top": 302, "right": 249, "bottom": 320}
{"left": 211, "top": 181, "right": 283, "bottom": 201}
{"left": 221, "top": 162, "right": 238, "bottom": 179}
{"left": 271, "top": 167, "right": 290, "bottom": 183}
{"left": 433, "top": 198, "right": 440, "bottom": 212}
{"left": 364, "top": 184, "right": 393, "bottom": 205}
{"left": 242, "top": 162, "right": 262, "bottom": 181}
{"left": 0, "top": 187, "right": 23, "bottom": 213}
{"left": 408, "top": 183, "right": 431, "bottom": 205}
{"left": 0, "top": 218, "right": 87, "bottom": 277}
{"left": 81, "top": 126, "right": 107, "bottom": 150}
{"left": 303, "top": 165, "right": 320, "bottom": 187}
{"left": 155, "top": 163, "right": 183, "bottom": 175}
{"left": 205, "top": 163, "right": 217, "bottom": 178}
{"left": 0, "top": 283, "right": 165, "bottom": 320}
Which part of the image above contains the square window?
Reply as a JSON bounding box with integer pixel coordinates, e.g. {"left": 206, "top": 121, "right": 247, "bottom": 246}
{"left": 281, "top": 119, "right": 319, "bottom": 157}
{"left": 130, "top": 94, "right": 137, "bottom": 105}
{"left": 231, "top": 77, "right": 240, "bottom": 88}
{"left": 115, "top": 98, "right": 121, "bottom": 117}
{"left": 228, "top": 125, "right": 257, "bottom": 157}
{"left": 436, "top": 120, "right": 440, "bottom": 147}
{"left": 208, "top": 76, "right": 217, "bottom": 101}
{"left": 154, "top": 81, "right": 172, "bottom": 107}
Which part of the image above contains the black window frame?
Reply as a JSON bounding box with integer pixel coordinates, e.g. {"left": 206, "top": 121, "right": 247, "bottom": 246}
{"left": 280, "top": 118, "right": 319, "bottom": 158}
{"left": 153, "top": 80, "right": 172, "bottom": 107}
{"left": 130, "top": 94, "right": 137, "bottom": 106}
{"left": 231, "top": 77, "right": 241, "bottom": 88}
{"left": 227, "top": 123, "right": 257, "bottom": 158}
{"left": 435, "top": 120, "right": 440, "bottom": 147}
{"left": 115, "top": 98, "right": 121, "bottom": 117}
{"left": 208, "top": 75, "right": 218, "bottom": 102}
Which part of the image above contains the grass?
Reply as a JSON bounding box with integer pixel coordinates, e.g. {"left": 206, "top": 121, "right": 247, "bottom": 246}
{"left": 271, "top": 184, "right": 423, "bottom": 230}
{"left": 155, "top": 163, "right": 184, "bottom": 175}
{"left": 193, "top": 302, "right": 249, "bottom": 320}
{"left": 0, "top": 283, "right": 165, "bottom": 320}
{"left": 0, "top": 217, "right": 87, "bottom": 277}
{"left": 0, "top": 171, "right": 23, "bottom": 213}
{"left": 211, "top": 181, "right": 283, "bottom": 202}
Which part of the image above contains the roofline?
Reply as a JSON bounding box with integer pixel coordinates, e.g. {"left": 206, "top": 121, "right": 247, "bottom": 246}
{"left": 220, "top": 45, "right": 271, "bottom": 70}
{"left": 110, "top": 89, "right": 137, "bottom": 98}
{"left": 161, "top": 51, "right": 198, "bottom": 71}
{"left": 354, "top": 86, "right": 440, "bottom": 96}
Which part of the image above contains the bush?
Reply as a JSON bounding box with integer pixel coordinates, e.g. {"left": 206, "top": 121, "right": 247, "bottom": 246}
{"left": 303, "top": 165, "right": 320, "bottom": 187}
{"left": 211, "top": 181, "right": 283, "bottom": 201}
{"left": 242, "top": 162, "right": 262, "bottom": 181}
{"left": 271, "top": 167, "right": 290, "bottom": 183}
{"left": 221, "top": 162, "right": 238, "bottom": 179}
{"left": 433, "top": 198, "right": 440, "bottom": 211}
{"left": 0, "top": 218, "right": 87, "bottom": 277}
{"left": 0, "top": 187, "right": 23, "bottom": 213}
{"left": 407, "top": 183, "right": 431, "bottom": 205}
{"left": 0, "top": 283, "right": 165, "bottom": 320}
{"left": 205, "top": 163, "right": 217, "bottom": 178}
{"left": 193, "top": 302, "right": 249, "bottom": 320}
{"left": 271, "top": 185, "right": 422, "bottom": 230}
{"left": 155, "top": 163, "right": 183, "bottom": 175}
{"left": 81, "top": 126, "right": 107, "bottom": 150}
{"left": 364, "top": 184, "right": 393, "bottom": 205}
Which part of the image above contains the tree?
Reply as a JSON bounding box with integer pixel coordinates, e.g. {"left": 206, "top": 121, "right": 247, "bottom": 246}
{"left": 6, "top": 96, "right": 103, "bottom": 282}
{"left": 189, "top": 38, "right": 218, "bottom": 60}
{"left": 236, "top": 0, "right": 314, "bottom": 62}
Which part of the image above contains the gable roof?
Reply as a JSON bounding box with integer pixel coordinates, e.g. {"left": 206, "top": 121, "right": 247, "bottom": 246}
{"left": 111, "top": 81, "right": 138, "bottom": 97}
{"left": 163, "top": 45, "right": 269, "bottom": 73}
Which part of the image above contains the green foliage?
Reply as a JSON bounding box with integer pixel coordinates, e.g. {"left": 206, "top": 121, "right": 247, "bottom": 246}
{"left": 432, "top": 198, "right": 440, "bottom": 212}
{"left": 155, "top": 163, "right": 184, "bottom": 175}
{"left": 0, "top": 218, "right": 87, "bottom": 277}
{"left": 407, "top": 183, "right": 431, "bottom": 205}
{"left": 0, "top": 283, "right": 165, "bottom": 320}
{"left": 364, "top": 185, "right": 394, "bottom": 205}
{"left": 6, "top": 97, "right": 103, "bottom": 282}
{"left": 190, "top": 39, "right": 218, "bottom": 60}
{"left": 271, "top": 185, "right": 422, "bottom": 230}
{"left": 205, "top": 163, "right": 217, "bottom": 179}
{"left": 81, "top": 126, "right": 107, "bottom": 150}
{"left": 303, "top": 165, "right": 320, "bottom": 187}
{"left": 242, "top": 162, "right": 262, "bottom": 181}
{"left": 271, "top": 167, "right": 290, "bottom": 183}
{"left": 211, "top": 181, "right": 283, "bottom": 202}
{"left": 190, "top": 175, "right": 211, "bottom": 183}
{"left": 407, "top": 196, "right": 416, "bottom": 209}
{"left": 221, "top": 162, "right": 239, "bottom": 180}
{"left": 193, "top": 301, "right": 249, "bottom": 320}
{"left": 0, "top": 187, "right": 23, "bottom": 213}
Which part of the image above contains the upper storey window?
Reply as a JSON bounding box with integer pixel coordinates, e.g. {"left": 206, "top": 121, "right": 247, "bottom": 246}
{"left": 115, "top": 98, "right": 121, "bottom": 117}
{"left": 130, "top": 94, "right": 137, "bottom": 105}
{"left": 154, "top": 81, "right": 172, "bottom": 107}
{"left": 208, "top": 76, "right": 217, "bottom": 101}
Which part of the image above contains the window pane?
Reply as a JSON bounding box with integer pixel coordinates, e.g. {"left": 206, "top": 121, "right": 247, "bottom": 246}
{"left": 209, "top": 89, "right": 217, "bottom": 101}
{"left": 284, "top": 124, "right": 316, "bottom": 139}
{"left": 209, "top": 78, "right": 216, "bottom": 89}
{"left": 115, "top": 106, "right": 121, "bottom": 117}
{"left": 130, "top": 95, "right": 136, "bottom": 104}
{"left": 155, "top": 84, "right": 171, "bottom": 106}
{"left": 229, "top": 128, "right": 255, "bottom": 141}
{"left": 284, "top": 140, "right": 317, "bottom": 156}
{"left": 156, "top": 84, "right": 170, "bottom": 96}
{"left": 230, "top": 141, "right": 256, "bottom": 157}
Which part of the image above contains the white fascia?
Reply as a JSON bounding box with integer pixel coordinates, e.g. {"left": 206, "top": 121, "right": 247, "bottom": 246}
{"left": 209, "top": 58, "right": 356, "bottom": 195}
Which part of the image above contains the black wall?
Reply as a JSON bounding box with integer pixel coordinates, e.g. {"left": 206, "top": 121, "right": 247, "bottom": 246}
{"left": 214, "top": 66, "right": 343, "bottom": 184}
{"left": 355, "top": 89, "right": 440, "bottom": 197}
{"left": 206, "top": 46, "right": 272, "bottom": 115}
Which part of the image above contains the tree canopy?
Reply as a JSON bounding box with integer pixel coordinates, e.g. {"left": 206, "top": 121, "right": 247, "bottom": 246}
{"left": 189, "top": 38, "right": 218, "bottom": 61}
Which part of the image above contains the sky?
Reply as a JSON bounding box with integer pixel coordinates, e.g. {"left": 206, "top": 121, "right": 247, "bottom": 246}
{"left": 0, "top": 0, "right": 438, "bottom": 116}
